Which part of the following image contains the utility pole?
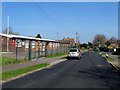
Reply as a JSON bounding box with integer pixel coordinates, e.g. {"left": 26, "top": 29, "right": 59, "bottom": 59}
{"left": 7, "top": 15, "right": 10, "bottom": 52}
{"left": 57, "top": 32, "right": 58, "bottom": 41}
{"left": 76, "top": 32, "right": 80, "bottom": 48}
{"left": 78, "top": 32, "right": 80, "bottom": 49}
{"left": 78, "top": 33, "right": 80, "bottom": 44}
{"left": 76, "top": 32, "right": 78, "bottom": 48}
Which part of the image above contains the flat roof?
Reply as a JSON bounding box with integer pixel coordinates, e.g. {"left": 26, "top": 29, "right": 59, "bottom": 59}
{"left": 0, "top": 33, "right": 59, "bottom": 42}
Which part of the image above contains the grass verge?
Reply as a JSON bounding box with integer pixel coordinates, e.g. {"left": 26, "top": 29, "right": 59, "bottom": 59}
{"left": 101, "top": 54, "right": 120, "bottom": 72}
{"left": 0, "top": 57, "right": 29, "bottom": 65}
{"left": 0, "top": 63, "right": 49, "bottom": 80}
{"left": 47, "top": 53, "right": 66, "bottom": 58}
{"left": 102, "top": 55, "right": 113, "bottom": 61}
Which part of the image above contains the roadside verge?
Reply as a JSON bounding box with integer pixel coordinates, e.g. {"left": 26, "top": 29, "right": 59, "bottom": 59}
{"left": 99, "top": 52, "right": 120, "bottom": 72}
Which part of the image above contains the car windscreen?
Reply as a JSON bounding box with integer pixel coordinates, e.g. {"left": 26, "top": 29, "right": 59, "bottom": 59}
{"left": 69, "top": 49, "right": 77, "bottom": 52}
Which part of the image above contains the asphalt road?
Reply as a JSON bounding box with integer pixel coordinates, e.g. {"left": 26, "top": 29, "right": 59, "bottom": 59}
{"left": 3, "top": 51, "right": 120, "bottom": 88}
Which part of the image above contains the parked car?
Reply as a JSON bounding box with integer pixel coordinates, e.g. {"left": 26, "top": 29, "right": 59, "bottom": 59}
{"left": 68, "top": 48, "right": 82, "bottom": 59}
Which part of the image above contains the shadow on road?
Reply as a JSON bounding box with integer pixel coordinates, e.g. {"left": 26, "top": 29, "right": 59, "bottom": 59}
{"left": 61, "top": 56, "right": 80, "bottom": 60}
{"left": 77, "top": 67, "right": 120, "bottom": 88}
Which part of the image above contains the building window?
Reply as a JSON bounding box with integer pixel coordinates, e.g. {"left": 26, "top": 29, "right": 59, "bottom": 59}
{"left": 50, "top": 42, "right": 52, "bottom": 47}
{"left": 32, "top": 41, "right": 36, "bottom": 48}
{"left": 25, "top": 40, "right": 29, "bottom": 48}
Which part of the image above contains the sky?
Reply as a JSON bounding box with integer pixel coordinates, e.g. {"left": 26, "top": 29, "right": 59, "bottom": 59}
{"left": 2, "top": 2, "right": 118, "bottom": 43}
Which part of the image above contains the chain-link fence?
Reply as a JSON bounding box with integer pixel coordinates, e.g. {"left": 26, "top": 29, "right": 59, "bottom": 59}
{"left": 2, "top": 40, "right": 68, "bottom": 61}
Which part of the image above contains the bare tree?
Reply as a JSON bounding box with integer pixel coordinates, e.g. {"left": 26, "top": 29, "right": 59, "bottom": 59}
{"left": 93, "top": 34, "right": 107, "bottom": 48}
{"left": 2, "top": 26, "right": 19, "bottom": 35}
{"left": 109, "top": 37, "right": 118, "bottom": 43}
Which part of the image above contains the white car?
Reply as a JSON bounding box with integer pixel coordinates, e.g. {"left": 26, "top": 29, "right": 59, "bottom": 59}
{"left": 68, "top": 48, "right": 82, "bottom": 59}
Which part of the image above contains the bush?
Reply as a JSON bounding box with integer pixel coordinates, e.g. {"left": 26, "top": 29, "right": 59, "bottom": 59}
{"left": 99, "top": 47, "right": 109, "bottom": 52}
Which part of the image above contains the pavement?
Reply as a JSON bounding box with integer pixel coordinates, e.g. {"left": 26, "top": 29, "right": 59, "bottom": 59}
{"left": 106, "top": 53, "right": 120, "bottom": 71}
{"left": 3, "top": 51, "right": 120, "bottom": 88}
{"left": 2, "top": 55, "right": 67, "bottom": 72}
{"left": 99, "top": 51, "right": 120, "bottom": 71}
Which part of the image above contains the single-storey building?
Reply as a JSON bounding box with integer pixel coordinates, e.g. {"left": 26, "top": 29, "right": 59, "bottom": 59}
{"left": 0, "top": 33, "right": 66, "bottom": 60}
{"left": 0, "top": 33, "right": 60, "bottom": 53}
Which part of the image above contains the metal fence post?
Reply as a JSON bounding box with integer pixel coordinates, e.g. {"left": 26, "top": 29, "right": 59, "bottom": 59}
{"left": 61, "top": 44, "right": 63, "bottom": 53}
{"left": 16, "top": 39, "right": 18, "bottom": 61}
{"left": 57, "top": 42, "right": 58, "bottom": 54}
{"left": 45, "top": 42, "right": 48, "bottom": 57}
{"left": 65, "top": 45, "right": 67, "bottom": 53}
{"left": 45, "top": 42, "right": 47, "bottom": 57}
{"left": 28, "top": 40, "right": 31, "bottom": 60}
{"left": 65, "top": 46, "right": 68, "bottom": 53}
{"left": 42, "top": 41, "right": 43, "bottom": 57}
{"left": 64, "top": 44, "right": 65, "bottom": 53}
{"left": 58, "top": 43, "right": 59, "bottom": 53}
{"left": 38, "top": 41, "right": 40, "bottom": 58}
{"left": 62, "top": 44, "right": 64, "bottom": 53}
{"left": 34, "top": 42, "right": 36, "bottom": 59}
{"left": 60, "top": 43, "right": 62, "bottom": 53}
{"left": 52, "top": 42, "right": 53, "bottom": 55}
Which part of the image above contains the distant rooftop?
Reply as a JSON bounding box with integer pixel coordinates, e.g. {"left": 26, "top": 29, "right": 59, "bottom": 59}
{"left": 58, "top": 37, "right": 75, "bottom": 44}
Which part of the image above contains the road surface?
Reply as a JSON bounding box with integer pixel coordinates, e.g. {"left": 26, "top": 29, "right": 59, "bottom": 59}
{"left": 3, "top": 51, "right": 120, "bottom": 88}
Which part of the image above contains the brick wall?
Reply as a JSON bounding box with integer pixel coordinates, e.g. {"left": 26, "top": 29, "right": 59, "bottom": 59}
{"left": 1, "top": 36, "right": 25, "bottom": 52}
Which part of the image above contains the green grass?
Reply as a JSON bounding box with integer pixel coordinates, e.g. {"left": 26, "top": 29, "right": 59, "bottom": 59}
{"left": 0, "top": 63, "right": 49, "bottom": 80}
{"left": 47, "top": 53, "right": 66, "bottom": 58}
{"left": 102, "top": 55, "right": 113, "bottom": 61}
{"left": 0, "top": 57, "right": 29, "bottom": 65}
